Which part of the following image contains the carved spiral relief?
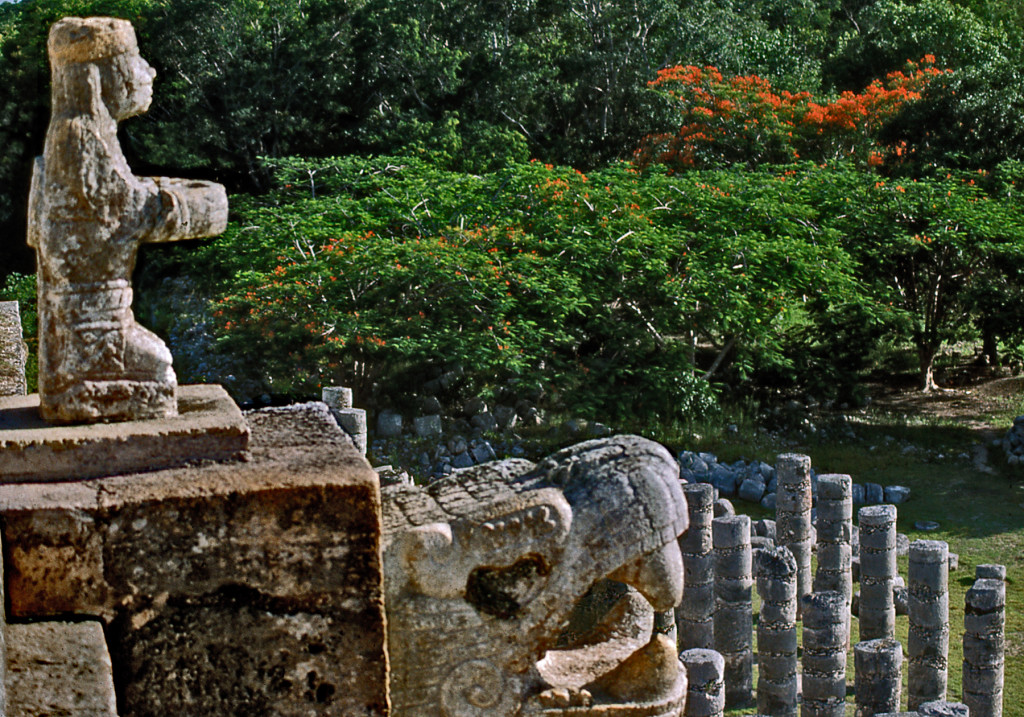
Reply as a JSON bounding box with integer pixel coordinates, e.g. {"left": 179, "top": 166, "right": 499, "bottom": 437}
{"left": 440, "top": 659, "right": 519, "bottom": 717}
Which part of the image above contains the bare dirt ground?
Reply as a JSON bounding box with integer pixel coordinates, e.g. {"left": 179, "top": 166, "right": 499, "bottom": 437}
{"left": 866, "top": 374, "right": 1024, "bottom": 474}
{"left": 866, "top": 374, "right": 1024, "bottom": 429}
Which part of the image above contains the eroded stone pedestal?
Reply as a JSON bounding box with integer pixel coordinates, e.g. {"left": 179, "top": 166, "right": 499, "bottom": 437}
{"left": 0, "top": 384, "right": 249, "bottom": 482}
{"left": 0, "top": 401, "right": 386, "bottom": 717}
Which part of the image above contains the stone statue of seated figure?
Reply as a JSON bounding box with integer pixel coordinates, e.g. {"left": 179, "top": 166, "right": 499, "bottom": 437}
{"left": 28, "top": 17, "right": 227, "bottom": 423}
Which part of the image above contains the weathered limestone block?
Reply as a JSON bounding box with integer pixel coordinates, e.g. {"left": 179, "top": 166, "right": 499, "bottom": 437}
{"left": 975, "top": 564, "right": 1006, "bottom": 581}
{"left": 0, "top": 301, "right": 27, "bottom": 396}
{"left": 963, "top": 577, "right": 1005, "bottom": 717}
{"left": 5, "top": 621, "right": 116, "bottom": 717}
{"left": 908, "top": 540, "right": 949, "bottom": 709}
{"left": 918, "top": 701, "right": 971, "bottom": 716}
{"left": 755, "top": 546, "right": 798, "bottom": 717}
{"left": 677, "top": 482, "right": 715, "bottom": 650}
{"left": 321, "top": 385, "right": 353, "bottom": 409}
{"left": 858, "top": 504, "right": 898, "bottom": 640}
{"left": 0, "top": 402, "right": 387, "bottom": 717}
{"left": 29, "top": 16, "right": 227, "bottom": 423}
{"left": 775, "top": 454, "right": 813, "bottom": 613}
{"left": 801, "top": 591, "right": 849, "bottom": 717}
{"left": 322, "top": 385, "right": 369, "bottom": 454}
{"left": 679, "top": 648, "right": 725, "bottom": 717}
{"left": 855, "top": 638, "right": 903, "bottom": 717}
{"left": 713, "top": 514, "right": 754, "bottom": 708}
{"left": 382, "top": 434, "right": 690, "bottom": 717}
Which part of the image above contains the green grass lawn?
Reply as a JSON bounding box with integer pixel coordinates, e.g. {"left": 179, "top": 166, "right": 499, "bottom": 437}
{"left": 693, "top": 411, "right": 1023, "bottom": 715}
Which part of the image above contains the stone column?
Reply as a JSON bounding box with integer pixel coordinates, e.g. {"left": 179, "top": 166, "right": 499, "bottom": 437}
{"left": 755, "top": 546, "right": 798, "bottom": 716}
{"left": 0, "top": 301, "right": 27, "bottom": 397}
{"left": 963, "top": 577, "right": 1005, "bottom": 717}
{"left": 680, "top": 648, "right": 725, "bottom": 717}
{"left": 801, "top": 591, "right": 849, "bottom": 717}
{"left": 814, "top": 476, "right": 853, "bottom": 592}
{"left": 677, "top": 482, "right": 715, "bottom": 650}
{"left": 323, "top": 386, "right": 368, "bottom": 456}
{"left": 653, "top": 609, "right": 677, "bottom": 646}
{"left": 713, "top": 514, "right": 753, "bottom": 708}
{"left": 775, "top": 453, "right": 813, "bottom": 614}
{"left": 908, "top": 540, "right": 949, "bottom": 709}
{"left": 858, "top": 504, "right": 897, "bottom": 640}
{"left": 854, "top": 638, "right": 903, "bottom": 717}
{"left": 814, "top": 473, "right": 853, "bottom": 645}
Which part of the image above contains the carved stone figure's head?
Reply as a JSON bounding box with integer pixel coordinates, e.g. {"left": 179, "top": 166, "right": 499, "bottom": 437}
{"left": 382, "top": 435, "right": 690, "bottom": 716}
{"left": 48, "top": 16, "right": 156, "bottom": 120}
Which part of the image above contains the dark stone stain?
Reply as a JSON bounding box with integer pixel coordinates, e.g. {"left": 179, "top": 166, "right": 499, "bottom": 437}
{"left": 465, "top": 553, "right": 550, "bottom": 619}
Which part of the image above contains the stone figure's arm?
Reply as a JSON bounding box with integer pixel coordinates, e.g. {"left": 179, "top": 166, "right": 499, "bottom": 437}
{"left": 142, "top": 177, "right": 228, "bottom": 243}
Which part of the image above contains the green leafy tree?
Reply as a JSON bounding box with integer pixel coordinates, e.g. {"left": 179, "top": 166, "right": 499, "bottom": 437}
{"left": 879, "top": 53, "right": 1024, "bottom": 174}
{"left": 142, "top": 156, "right": 873, "bottom": 417}
{"left": 840, "top": 170, "right": 1024, "bottom": 390}
{"left": 824, "top": 0, "right": 1007, "bottom": 91}
{"left": 134, "top": 0, "right": 361, "bottom": 188}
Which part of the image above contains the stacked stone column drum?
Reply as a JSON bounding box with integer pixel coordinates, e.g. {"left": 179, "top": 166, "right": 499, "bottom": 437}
{"left": 755, "top": 546, "right": 799, "bottom": 716}
{"left": 677, "top": 482, "right": 716, "bottom": 650}
{"left": 963, "top": 577, "right": 1006, "bottom": 717}
{"left": 814, "top": 475, "right": 853, "bottom": 636}
{"left": 908, "top": 540, "right": 950, "bottom": 710}
{"left": 855, "top": 637, "right": 903, "bottom": 717}
{"left": 775, "top": 454, "right": 814, "bottom": 614}
{"left": 858, "top": 504, "right": 898, "bottom": 640}
{"left": 653, "top": 608, "right": 677, "bottom": 645}
{"left": 801, "top": 591, "right": 849, "bottom": 717}
{"left": 680, "top": 648, "right": 726, "bottom": 717}
{"left": 713, "top": 514, "right": 754, "bottom": 707}
{"left": 0, "top": 301, "right": 27, "bottom": 397}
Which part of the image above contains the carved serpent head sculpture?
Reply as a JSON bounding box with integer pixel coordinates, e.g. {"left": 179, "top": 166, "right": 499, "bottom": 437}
{"left": 382, "top": 435, "right": 689, "bottom": 716}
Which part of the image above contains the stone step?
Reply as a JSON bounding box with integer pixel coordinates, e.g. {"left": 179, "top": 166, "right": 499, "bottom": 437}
{"left": 6, "top": 620, "right": 118, "bottom": 717}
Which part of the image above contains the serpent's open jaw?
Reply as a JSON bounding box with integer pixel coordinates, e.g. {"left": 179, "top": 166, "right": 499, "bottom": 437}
{"left": 528, "top": 539, "right": 687, "bottom": 716}
{"left": 382, "top": 436, "right": 691, "bottom": 717}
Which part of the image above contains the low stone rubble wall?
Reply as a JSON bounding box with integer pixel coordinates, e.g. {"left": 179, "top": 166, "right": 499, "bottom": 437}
{"left": 678, "top": 449, "right": 911, "bottom": 510}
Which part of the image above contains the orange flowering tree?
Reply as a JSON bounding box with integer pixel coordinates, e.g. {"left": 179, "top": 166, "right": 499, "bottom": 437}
{"left": 635, "top": 58, "right": 950, "bottom": 171}
{"left": 147, "top": 155, "right": 862, "bottom": 416}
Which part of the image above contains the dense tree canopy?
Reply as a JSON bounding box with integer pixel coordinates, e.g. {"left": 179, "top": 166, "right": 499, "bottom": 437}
{"left": 2, "top": 0, "right": 1023, "bottom": 406}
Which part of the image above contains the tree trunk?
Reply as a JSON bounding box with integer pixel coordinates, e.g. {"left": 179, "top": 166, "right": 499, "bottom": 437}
{"left": 982, "top": 320, "right": 999, "bottom": 366}
{"left": 918, "top": 342, "right": 940, "bottom": 392}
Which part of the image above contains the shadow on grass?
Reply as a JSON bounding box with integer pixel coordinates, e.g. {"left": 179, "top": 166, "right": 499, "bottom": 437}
{"left": 784, "top": 421, "right": 1024, "bottom": 541}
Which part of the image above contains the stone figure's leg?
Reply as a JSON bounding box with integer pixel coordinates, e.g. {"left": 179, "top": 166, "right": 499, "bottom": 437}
{"left": 39, "top": 282, "right": 176, "bottom": 422}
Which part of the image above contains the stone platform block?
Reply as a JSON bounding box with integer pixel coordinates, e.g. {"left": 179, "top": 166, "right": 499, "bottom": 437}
{"left": 0, "top": 384, "right": 249, "bottom": 482}
{"left": 6, "top": 621, "right": 117, "bottom": 717}
{"left": 0, "top": 402, "right": 386, "bottom": 717}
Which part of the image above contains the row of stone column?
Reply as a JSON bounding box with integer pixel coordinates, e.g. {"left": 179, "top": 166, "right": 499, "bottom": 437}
{"left": 674, "top": 453, "right": 1006, "bottom": 717}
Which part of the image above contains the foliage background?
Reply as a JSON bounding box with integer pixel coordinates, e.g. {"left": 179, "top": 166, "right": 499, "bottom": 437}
{"left": 3, "top": 0, "right": 1024, "bottom": 408}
